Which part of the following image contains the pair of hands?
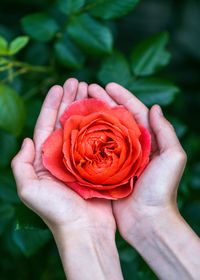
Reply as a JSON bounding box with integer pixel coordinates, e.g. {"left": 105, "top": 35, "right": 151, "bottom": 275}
{"left": 11, "top": 78, "right": 187, "bottom": 277}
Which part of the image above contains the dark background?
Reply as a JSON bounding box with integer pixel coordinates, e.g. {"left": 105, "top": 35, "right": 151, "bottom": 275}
{"left": 0, "top": 0, "right": 200, "bottom": 279}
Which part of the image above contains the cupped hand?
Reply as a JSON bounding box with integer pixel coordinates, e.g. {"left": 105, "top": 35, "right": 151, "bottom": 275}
{"left": 11, "top": 78, "right": 115, "bottom": 237}
{"left": 88, "top": 82, "right": 187, "bottom": 240}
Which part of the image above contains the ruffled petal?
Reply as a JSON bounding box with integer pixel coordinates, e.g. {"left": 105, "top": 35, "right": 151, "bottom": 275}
{"left": 60, "top": 99, "right": 110, "bottom": 127}
{"left": 67, "top": 178, "right": 133, "bottom": 200}
{"left": 42, "top": 129, "right": 76, "bottom": 182}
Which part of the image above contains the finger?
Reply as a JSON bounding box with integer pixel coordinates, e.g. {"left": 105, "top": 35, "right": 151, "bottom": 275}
{"left": 88, "top": 83, "right": 117, "bottom": 106}
{"left": 11, "top": 138, "right": 37, "bottom": 190}
{"left": 75, "top": 82, "right": 88, "bottom": 101}
{"left": 105, "top": 82, "right": 149, "bottom": 127}
{"left": 150, "top": 105, "right": 184, "bottom": 153}
{"left": 33, "top": 85, "right": 63, "bottom": 170}
{"left": 55, "top": 78, "right": 79, "bottom": 128}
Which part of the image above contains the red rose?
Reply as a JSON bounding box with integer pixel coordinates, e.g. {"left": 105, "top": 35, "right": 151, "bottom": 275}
{"left": 42, "top": 99, "right": 151, "bottom": 200}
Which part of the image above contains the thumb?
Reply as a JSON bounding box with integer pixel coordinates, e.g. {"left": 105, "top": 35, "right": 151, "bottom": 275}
{"left": 11, "top": 138, "right": 37, "bottom": 188}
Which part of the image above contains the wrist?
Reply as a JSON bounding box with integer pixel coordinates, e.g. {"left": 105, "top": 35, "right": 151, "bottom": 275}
{"left": 51, "top": 225, "right": 123, "bottom": 280}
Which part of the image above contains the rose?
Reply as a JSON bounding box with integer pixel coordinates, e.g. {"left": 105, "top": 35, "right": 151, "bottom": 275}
{"left": 42, "top": 98, "right": 151, "bottom": 200}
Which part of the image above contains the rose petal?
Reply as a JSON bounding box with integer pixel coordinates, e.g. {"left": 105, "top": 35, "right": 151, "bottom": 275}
{"left": 60, "top": 99, "right": 110, "bottom": 127}
{"left": 135, "top": 125, "right": 151, "bottom": 177}
{"left": 67, "top": 178, "right": 133, "bottom": 200}
{"left": 42, "top": 129, "right": 75, "bottom": 182}
{"left": 111, "top": 106, "right": 141, "bottom": 137}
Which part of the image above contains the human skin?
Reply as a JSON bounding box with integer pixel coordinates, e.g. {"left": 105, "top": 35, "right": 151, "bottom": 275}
{"left": 11, "top": 78, "right": 123, "bottom": 280}
{"left": 89, "top": 82, "right": 200, "bottom": 280}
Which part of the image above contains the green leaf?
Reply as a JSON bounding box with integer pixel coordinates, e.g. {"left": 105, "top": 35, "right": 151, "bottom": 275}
{"left": 67, "top": 13, "right": 113, "bottom": 54}
{"left": 130, "top": 32, "right": 171, "bottom": 76}
{"left": 0, "top": 170, "right": 19, "bottom": 204}
{"left": 15, "top": 204, "right": 47, "bottom": 231}
{"left": 0, "top": 85, "right": 26, "bottom": 136}
{"left": 0, "top": 58, "right": 9, "bottom": 66}
{"left": 57, "top": 0, "right": 85, "bottom": 15}
{"left": 21, "top": 13, "right": 59, "bottom": 42}
{"left": 87, "top": 0, "right": 139, "bottom": 19}
{"left": 0, "top": 203, "right": 15, "bottom": 235}
{"left": 54, "top": 33, "right": 85, "bottom": 69}
{"left": 0, "top": 36, "right": 8, "bottom": 55}
{"left": 182, "top": 202, "right": 200, "bottom": 236}
{"left": 12, "top": 228, "right": 51, "bottom": 257}
{"left": 167, "top": 117, "right": 188, "bottom": 138}
{"left": 128, "top": 77, "right": 179, "bottom": 106}
{"left": 9, "top": 36, "right": 29, "bottom": 55}
{"left": 98, "top": 51, "right": 131, "bottom": 86}
{"left": 0, "top": 130, "right": 18, "bottom": 168}
{"left": 190, "top": 163, "right": 200, "bottom": 191}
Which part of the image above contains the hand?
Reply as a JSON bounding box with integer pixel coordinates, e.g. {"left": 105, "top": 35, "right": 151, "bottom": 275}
{"left": 89, "top": 83, "right": 200, "bottom": 280}
{"left": 11, "top": 79, "right": 123, "bottom": 280}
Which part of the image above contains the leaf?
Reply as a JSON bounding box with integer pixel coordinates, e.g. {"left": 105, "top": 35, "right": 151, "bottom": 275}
{"left": 15, "top": 204, "right": 47, "bottom": 231}
{"left": 12, "top": 228, "right": 51, "bottom": 257}
{"left": 182, "top": 202, "right": 200, "bottom": 236}
{"left": 0, "top": 130, "right": 18, "bottom": 168}
{"left": 9, "top": 36, "right": 29, "bottom": 55}
{"left": 57, "top": 0, "right": 85, "bottom": 15}
{"left": 0, "top": 203, "right": 15, "bottom": 235}
{"left": 0, "top": 58, "right": 9, "bottom": 66}
{"left": 0, "top": 170, "right": 19, "bottom": 204}
{"left": 0, "top": 85, "right": 26, "bottom": 136}
{"left": 98, "top": 51, "right": 132, "bottom": 86}
{"left": 0, "top": 36, "right": 8, "bottom": 55}
{"left": 128, "top": 77, "right": 180, "bottom": 106}
{"left": 87, "top": 0, "right": 139, "bottom": 19}
{"left": 21, "top": 13, "right": 59, "bottom": 42}
{"left": 54, "top": 33, "right": 85, "bottom": 69}
{"left": 67, "top": 13, "right": 113, "bottom": 54}
{"left": 130, "top": 32, "right": 171, "bottom": 76}
{"left": 167, "top": 117, "right": 188, "bottom": 138}
{"left": 190, "top": 163, "right": 200, "bottom": 191}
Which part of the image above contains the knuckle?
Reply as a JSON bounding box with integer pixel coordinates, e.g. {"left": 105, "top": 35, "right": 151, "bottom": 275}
{"left": 17, "top": 186, "right": 29, "bottom": 202}
{"left": 11, "top": 156, "right": 18, "bottom": 169}
{"left": 174, "top": 148, "right": 187, "bottom": 164}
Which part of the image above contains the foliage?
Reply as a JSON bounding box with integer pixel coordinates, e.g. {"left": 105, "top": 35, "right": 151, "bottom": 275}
{"left": 0, "top": 0, "right": 200, "bottom": 279}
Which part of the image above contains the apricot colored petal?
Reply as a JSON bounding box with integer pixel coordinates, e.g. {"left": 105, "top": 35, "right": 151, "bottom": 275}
{"left": 107, "top": 178, "right": 133, "bottom": 199}
{"left": 111, "top": 105, "right": 141, "bottom": 137}
{"left": 60, "top": 99, "right": 110, "bottom": 127}
{"left": 42, "top": 129, "right": 75, "bottom": 182}
{"left": 67, "top": 179, "right": 133, "bottom": 200}
{"left": 135, "top": 125, "right": 151, "bottom": 177}
{"left": 67, "top": 182, "right": 117, "bottom": 199}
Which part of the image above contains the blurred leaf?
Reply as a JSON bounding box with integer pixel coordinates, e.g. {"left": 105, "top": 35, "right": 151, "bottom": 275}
{"left": 25, "top": 99, "right": 42, "bottom": 130}
{"left": 98, "top": 51, "right": 131, "bottom": 86}
{"left": 0, "top": 35, "right": 8, "bottom": 55}
{"left": 67, "top": 13, "right": 113, "bottom": 54}
{"left": 168, "top": 117, "right": 188, "bottom": 138}
{"left": 182, "top": 202, "right": 200, "bottom": 236}
{"left": 24, "top": 42, "right": 50, "bottom": 66}
{"left": 12, "top": 228, "right": 51, "bottom": 257}
{"left": 130, "top": 32, "right": 171, "bottom": 76}
{"left": 0, "top": 130, "right": 17, "bottom": 168}
{"left": 9, "top": 36, "right": 29, "bottom": 55}
{"left": 57, "top": 0, "right": 85, "bottom": 15}
{"left": 190, "top": 163, "right": 200, "bottom": 191}
{"left": 0, "top": 170, "right": 19, "bottom": 204}
{"left": 87, "top": 0, "right": 139, "bottom": 20}
{"left": 129, "top": 77, "right": 179, "bottom": 106}
{"left": 54, "top": 33, "right": 85, "bottom": 69}
{"left": 0, "top": 58, "right": 9, "bottom": 66}
{"left": 21, "top": 13, "right": 59, "bottom": 42}
{"left": 15, "top": 204, "right": 47, "bottom": 231}
{"left": 0, "top": 85, "right": 26, "bottom": 136}
{"left": 0, "top": 203, "right": 14, "bottom": 235}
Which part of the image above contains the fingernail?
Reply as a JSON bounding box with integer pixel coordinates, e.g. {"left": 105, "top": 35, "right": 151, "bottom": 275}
{"left": 157, "top": 105, "right": 163, "bottom": 116}
{"left": 21, "top": 139, "right": 26, "bottom": 149}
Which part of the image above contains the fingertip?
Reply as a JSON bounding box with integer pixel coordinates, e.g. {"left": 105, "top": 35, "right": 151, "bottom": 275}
{"left": 63, "top": 78, "right": 79, "bottom": 89}
{"left": 105, "top": 82, "right": 117, "bottom": 91}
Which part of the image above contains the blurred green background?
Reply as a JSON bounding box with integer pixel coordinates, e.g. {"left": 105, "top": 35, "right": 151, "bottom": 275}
{"left": 0, "top": 0, "right": 200, "bottom": 279}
